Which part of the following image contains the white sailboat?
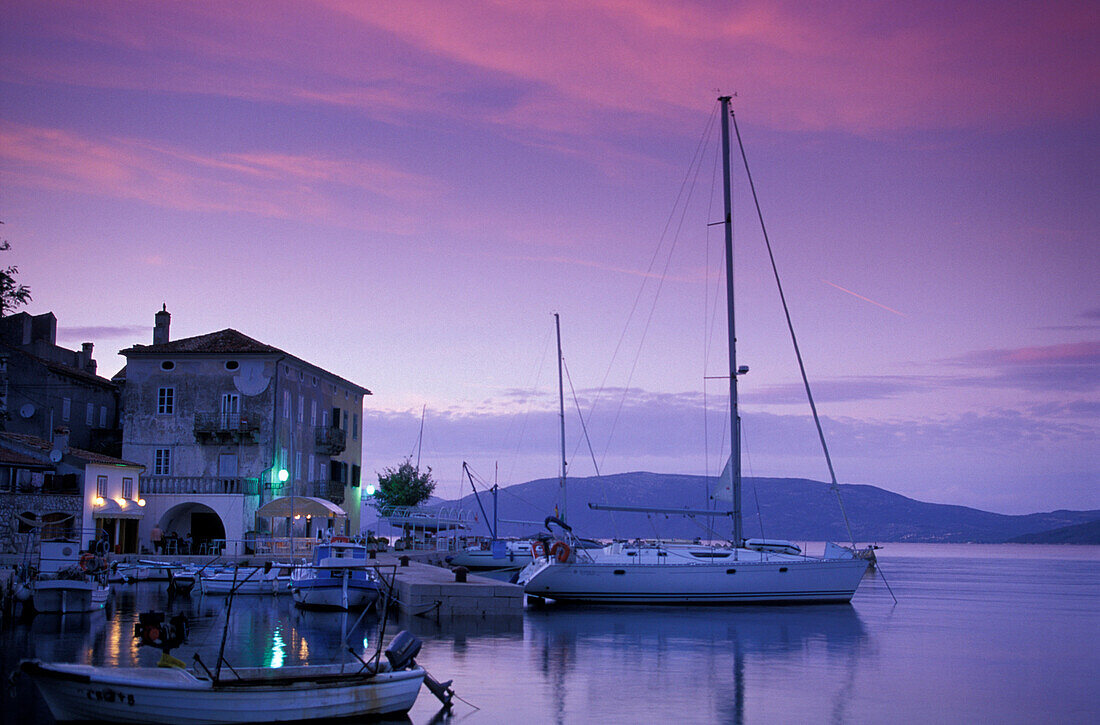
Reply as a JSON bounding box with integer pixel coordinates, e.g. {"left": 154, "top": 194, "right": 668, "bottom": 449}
{"left": 518, "top": 97, "right": 870, "bottom": 604}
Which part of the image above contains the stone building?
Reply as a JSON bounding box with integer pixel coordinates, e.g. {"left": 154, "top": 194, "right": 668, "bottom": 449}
{"left": 0, "top": 311, "right": 121, "bottom": 455}
{"left": 118, "top": 308, "right": 370, "bottom": 553}
{"left": 0, "top": 429, "right": 145, "bottom": 555}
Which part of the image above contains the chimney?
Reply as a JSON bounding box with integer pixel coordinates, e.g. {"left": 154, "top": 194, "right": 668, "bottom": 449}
{"left": 154, "top": 305, "right": 171, "bottom": 346}
{"left": 52, "top": 426, "right": 70, "bottom": 451}
{"left": 81, "top": 342, "right": 96, "bottom": 375}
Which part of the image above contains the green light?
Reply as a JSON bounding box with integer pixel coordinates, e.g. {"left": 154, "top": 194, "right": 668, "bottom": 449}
{"left": 365, "top": 484, "right": 376, "bottom": 496}
{"left": 278, "top": 469, "right": 289, "bottom": 483}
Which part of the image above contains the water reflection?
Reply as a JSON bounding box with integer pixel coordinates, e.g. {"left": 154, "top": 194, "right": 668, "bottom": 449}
{"left": 522, "top": 605, "right": 868, "bottom": 725}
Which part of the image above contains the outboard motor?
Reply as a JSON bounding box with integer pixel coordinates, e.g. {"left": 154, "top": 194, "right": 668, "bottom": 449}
{"left": 384, "top": 630, "right": 422, "bottom": 670}
{"left": 135, "top": 611, "right": 188, "bottom": 653}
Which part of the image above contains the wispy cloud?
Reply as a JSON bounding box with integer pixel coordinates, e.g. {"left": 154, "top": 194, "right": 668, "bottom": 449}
{"left": 949, "top": 341, "right": 1100, "bottom": 392}
{"left": 0, "top": 122, "right": 436, "bottom": 231}
{"left": 57, "top": 325, "right": 147, "bottom": 340}
{"left": 4, "top": 0, "right": 1096, "bottom": 140}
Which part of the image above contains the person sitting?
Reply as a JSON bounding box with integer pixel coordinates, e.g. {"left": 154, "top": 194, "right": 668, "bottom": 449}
{"left": 184, "top": 532, "right": 194, "bottom": 555}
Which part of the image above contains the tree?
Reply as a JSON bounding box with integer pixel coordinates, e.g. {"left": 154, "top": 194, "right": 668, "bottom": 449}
{"left": 373, "top": 458, "right": 435, "bottom": 510}
{"left": 0, "top": 237, "right": 32, "bottom": 317}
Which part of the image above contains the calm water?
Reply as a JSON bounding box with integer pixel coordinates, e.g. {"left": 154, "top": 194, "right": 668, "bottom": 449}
{"left": 2, "top": 544, "right": 1097, "bottom": 724}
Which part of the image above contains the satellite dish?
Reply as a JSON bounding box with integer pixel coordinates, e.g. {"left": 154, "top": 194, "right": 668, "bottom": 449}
{"left": 19, "top": 403, "right": 34, "bottom": 419}
{"left": 49, "top": 449, "right": 63, "bottom": 463}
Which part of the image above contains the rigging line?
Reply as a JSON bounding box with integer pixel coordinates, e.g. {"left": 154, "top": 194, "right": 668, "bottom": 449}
{"left": 598, "top": 106, "right": 718, "bottom": 470}
{"left": 730, "top": 111, "right": 857, "bottom": 549}
{"left": 575, "top": 104, "right": 719, "bottom": 463}
{"left": 562, "top": 356, "right": 621, "bottom": 541}
{"left": 505, "top": 323, "right": 553, "bottom": 485}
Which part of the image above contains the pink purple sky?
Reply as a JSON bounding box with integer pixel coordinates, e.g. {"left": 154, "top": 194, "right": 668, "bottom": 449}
{"left": 2, "top": 1, "right": 1097, "bottom": 514}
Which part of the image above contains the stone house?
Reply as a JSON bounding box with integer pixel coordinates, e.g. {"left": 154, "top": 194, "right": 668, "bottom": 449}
{"left": 0, "top": 311, "right": 121, "bottom": 455}
{"left": 0, "top": 429, "right": 145, "bottom": 555}
{"left": 118, "top": 308, "right": 370, "bottom": 554}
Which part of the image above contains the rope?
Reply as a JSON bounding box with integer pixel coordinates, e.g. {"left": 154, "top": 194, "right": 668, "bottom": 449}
{"left": 730, "top": 111, "right": 857, "bottom": 549}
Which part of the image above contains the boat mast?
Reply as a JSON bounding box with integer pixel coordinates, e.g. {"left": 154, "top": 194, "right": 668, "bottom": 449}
{"left": 719, "top": 95, "right": 743, "bottom": 545}
{"left": 555, "top": 313, "right": 568, "bottom": 523}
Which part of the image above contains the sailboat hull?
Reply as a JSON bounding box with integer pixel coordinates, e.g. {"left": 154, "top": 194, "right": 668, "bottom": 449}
{"left": 520, "top": 554, "right": 869, "bottom": 604}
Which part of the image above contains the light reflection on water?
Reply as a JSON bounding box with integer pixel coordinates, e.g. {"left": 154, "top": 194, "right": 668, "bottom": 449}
{"left": 2, "top": 544, "right": 1098, "bottom": 724}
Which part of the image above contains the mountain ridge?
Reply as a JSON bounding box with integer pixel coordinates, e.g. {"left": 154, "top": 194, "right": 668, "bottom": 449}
{"left": 414, "top": 472, "right": 1099, "bottom": 544}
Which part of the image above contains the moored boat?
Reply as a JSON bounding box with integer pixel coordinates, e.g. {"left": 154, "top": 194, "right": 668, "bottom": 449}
{"left": 20, "top": 630, "right": 437, "bottom": 724}
{"left": 291, "top": 542, "right": 382, "bottom": 610}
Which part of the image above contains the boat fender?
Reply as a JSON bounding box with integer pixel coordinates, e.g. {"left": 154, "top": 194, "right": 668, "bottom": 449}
{"left": 550, "top": 541, "right": 571, "bottom": 563}
{"left": 531, "top": 541, "right": 549, "bottom": 559}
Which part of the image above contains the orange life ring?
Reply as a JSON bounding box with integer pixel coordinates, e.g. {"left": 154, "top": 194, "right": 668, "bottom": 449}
{"left": 550, "top": 541, "right": 571, "bottom": 563}
{"left": 332, "top": 535, "right": 349, "bottom": 543}
{"left": 531, "top": 540, "right": 549, "bottom": 559}
{"left": 79, "top": 553, "right": 97, "bottom": 572}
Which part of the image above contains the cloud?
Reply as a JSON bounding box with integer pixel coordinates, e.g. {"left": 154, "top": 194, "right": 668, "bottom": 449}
{"left": 948, "top": 341, "right": 1100, "bottom": 392}
{"left": 4, "top": 0, "right": 1097, "bottom": 140}
{"left": 57, "top": 325, "right": 147, "bottom": 340}
{"left": 0, "top": 122, "right": 436, "bottom": 231}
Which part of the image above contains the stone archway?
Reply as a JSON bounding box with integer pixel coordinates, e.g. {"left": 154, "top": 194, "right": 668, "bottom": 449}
{"left": 158, "top": 502, "right": 226, "bottom": 555}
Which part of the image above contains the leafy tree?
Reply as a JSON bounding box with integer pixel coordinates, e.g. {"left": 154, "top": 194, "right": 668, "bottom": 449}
{"left": 373, "top": 458, "right": 435, "bottom": 509}
{"left": 0, "top": 237, "right": 31, "bottom": 317}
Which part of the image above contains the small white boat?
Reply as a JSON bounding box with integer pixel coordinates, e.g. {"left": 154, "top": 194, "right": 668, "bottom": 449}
{"left": 199, "top": 565, "right": 294, "bottom": 595}
{"left": 32, "top": 578, "right": 110, "bottom": 614}
{"left": 20, "top": 631, "right": 436, "bottom": 724}
{"left": 446, "top": 538, "right": 536, "bottom": 571}
{"left": 291, "top": 542, "right": 382, "bottom": 610}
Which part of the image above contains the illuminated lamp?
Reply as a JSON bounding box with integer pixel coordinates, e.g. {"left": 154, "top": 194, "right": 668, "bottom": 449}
{"left": 294, "top": 514, "right": 301, "bottom": 520}
{"left": 278, "top": 469, "right": 289, "bottom": 483}
{"left": 137, "top": 499, "right": 146, "bottom": 507}
{"left": 115, "top": 497, "right": 126, "bottom": 506}
{"left": 365, "top": 484, "right": 376, "bottom": 496}
{"left": 94, "top": 496, "right": 105, "bottom": 506}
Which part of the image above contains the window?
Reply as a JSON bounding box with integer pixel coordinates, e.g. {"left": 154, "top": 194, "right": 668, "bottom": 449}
{"left": 310, "top": 400, "right": 317, "bottom": 426}
{"left": 342, "top": 411, "right": 349, "bottom": 431}
{"left": 308, "top": 454, "right": 315, "bottom": 481}
{"left": 352, "top": 413, "right": 359, "bottom": 440}
{"left": 322, "top": 409, "right": 329, "bottom": 427}
{"left": 157, "top": 387, "right": 175, "bottom": 414}
{"left": 154, "top": 448, "right": 171, "bottom": 475}
{"left": 96, "top": 475, "right": 107, "bottom": 497}
{"left": 221, "top": 393, "right": 240, "bottom": 427}
{"left": 283, "top": 390, "right": 290, "bottom": 418}
{"left": 294, "top": 452, "right": 301, "bottom": 479}
{"left": 352, "top": 464, "right": 361, "bottom": 487}
{"left": 86, "top": 402, "right": 94, "bottom": 425}
{"left": 225, "top": 360, "right": 239, "bottom": 370}
{"left": 161, "top": 360, "right": 175, "bottom": 371}
{"left": 122, "top": 477, "right": 134, "bottom": 499}
{"left": 298, "top": 395, "right": 304, "bottom": 423}
{"left": 99, "top": 406, "right": 107, "bottom": 428}
{"left": 62, "top": 397, "right": 71, "bottom": 421}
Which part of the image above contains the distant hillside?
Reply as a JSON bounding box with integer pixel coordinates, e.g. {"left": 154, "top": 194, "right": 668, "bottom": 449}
{"left": 1007, "top": 519, "right": 1100, "bottom": 544}
{"left": 423, "top": 472, "right": 1100, "bottom": 544}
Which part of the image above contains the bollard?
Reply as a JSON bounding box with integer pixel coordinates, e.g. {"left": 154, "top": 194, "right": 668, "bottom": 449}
{"left": 453, "top": 566, "right": 468, "bottom": 583}
{"left": 399, "top": 555, "right": 410, "bottom": 567}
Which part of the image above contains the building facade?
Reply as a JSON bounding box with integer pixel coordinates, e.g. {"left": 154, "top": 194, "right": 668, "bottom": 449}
{"left": 0, "top": 311, "right": 121, "bottom": 455}
{"left": 0, "top": 429, "right": 145, "bottom": 556}
{"left": 119, "top": 309, "right": 369, "bottom": 552}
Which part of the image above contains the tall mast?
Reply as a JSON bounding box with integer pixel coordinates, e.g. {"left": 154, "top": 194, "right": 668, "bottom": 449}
{"left": 555, "top": 313, "right": 568, "bottom": 523}
{"left": 719, "top": 96, "right": 743, "bottom": 545}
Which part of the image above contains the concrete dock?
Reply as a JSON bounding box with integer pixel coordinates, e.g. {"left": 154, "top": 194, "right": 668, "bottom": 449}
{"left": 92, "top": 550, "right": 526, "bottom": 618}
{"left": 376, "top": 553, "right": 524, "bottom": 617}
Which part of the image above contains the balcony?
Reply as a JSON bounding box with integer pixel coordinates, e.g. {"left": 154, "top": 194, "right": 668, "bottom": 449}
{"left": 314, "top": 426, "right": 346, "bottom": 455}
{"left": 194, "top": 413, "right": 260, "bottom": 444}
{"left": 142, "top": 476, "right": 260, "bottom": 496}
{"left": 274, "top": 480, "right": 346, "bottom": 507}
